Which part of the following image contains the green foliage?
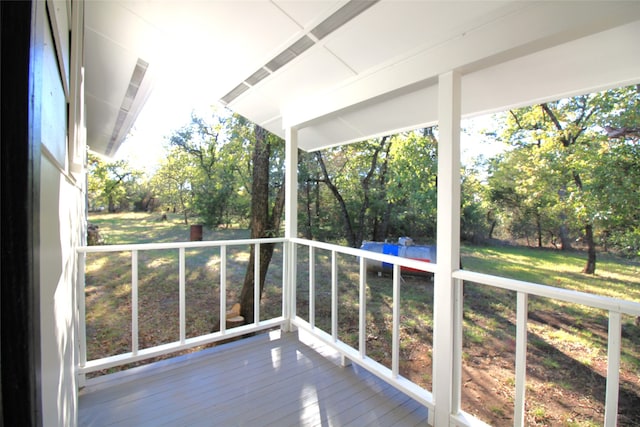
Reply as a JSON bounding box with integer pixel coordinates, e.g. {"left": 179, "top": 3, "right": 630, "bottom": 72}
{"left": 590, "top": 138, "right": 640, "bottom": 257}
{"left": 166, "top": 112, "right": 238, "bottom": 227}
{"left": 300, "top": 129, "right": 441, "bottom": 245}
{"left": 158, "top": 111, "right": 286, "bottom": 230}
{"left": 87, "top": 153, "right": 144, "bottom": 212}
{"left": 461, "top": 166, "right": 490, "bottom": 243}
{"left": 149, "top": 147, "right": 197, "bottom": 223}
{"left": 142, "top": 86, "right": 638, "bottom": 262}
{"left": 387, "top": 130, "right": 438, "bottom": 239}
{"left": 486, "top": 85, "right": 640, "bottom": 258}
{"left": 299, "top": 137, "right": 395, "bottom": 245}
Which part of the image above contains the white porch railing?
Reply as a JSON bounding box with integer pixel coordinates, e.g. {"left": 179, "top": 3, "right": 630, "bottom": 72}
{"left": 451, "top": 270, "right": 640, "bottom": 427}
{"left": 77, "top": 238, "right": 640, "bottom": 426}
{"left": 288, "top": 238, "right": 437, "bottom": 425}
{"left": 76, "top": 238, "right": 288, "bottom": 384}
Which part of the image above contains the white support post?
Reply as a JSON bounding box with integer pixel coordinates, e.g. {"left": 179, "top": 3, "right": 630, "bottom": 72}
{"left": 284, "top": 127, "right": 299, "bottom": 332}
{"left": 132, "top": 250, "right": 139, "bottom": 356}
{"left": 77, "top": 252, "right": 87, "bottom": 387}
{"left": 284, "top": 127, "right": 298, "bottom": 240}
{"left": 514, "top": 292, "right": 529, "bottom": 427}
{"left": 290, "top": 244, "right": 297, "bottom": 326}
{"left": 282, "top": 244, "right": 287, "bottom": 325}
{"left": 309, "top": 246, "right": 316, "bottom": 329}
{"left": 179, "top": 247, "right": 186, "bottom": 344}
{"left": 254, "top": 243, "right": 260, "bottom": 325}
{"left": 220, "top": 245, "right": 227, "bottom": 334}
{"left": 392, "top": 264, "right": 401, "bottom": 378}
{"left": 604, "top": 311, "right": 622, "bottom": 427}
{"left": 433, "top": 70, "right": 462, "bottom": 426}
{"left": 331, "top": 250, "right": 338, "bottom": 342}
{"left": 359, "top": 256, "right": 367, "bottom": 358}
{"left": 451, "top": 278, "right": 464, "bottom": 415}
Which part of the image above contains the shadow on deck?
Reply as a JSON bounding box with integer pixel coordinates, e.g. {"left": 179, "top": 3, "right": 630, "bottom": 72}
{"left": 79, "top": 329, "right": 429, "bottom": 426}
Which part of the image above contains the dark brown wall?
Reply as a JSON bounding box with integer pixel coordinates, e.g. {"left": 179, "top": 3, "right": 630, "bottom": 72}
{"left": 1, "top": 1, "right": 43, "bottom": 425}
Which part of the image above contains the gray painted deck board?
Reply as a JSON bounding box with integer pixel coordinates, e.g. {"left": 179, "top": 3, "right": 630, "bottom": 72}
{"left": 79, "top": 330, "right": 429, "bottom": 426}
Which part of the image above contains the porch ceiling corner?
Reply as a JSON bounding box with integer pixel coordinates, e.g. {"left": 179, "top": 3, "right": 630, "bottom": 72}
{"left": 84, "top": 0, "right": 640, "bottom": 156}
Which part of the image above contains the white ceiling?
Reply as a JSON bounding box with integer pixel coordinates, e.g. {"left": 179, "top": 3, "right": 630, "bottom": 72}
{"left": 84, "top": 0, "right": 640, "bottom": 156}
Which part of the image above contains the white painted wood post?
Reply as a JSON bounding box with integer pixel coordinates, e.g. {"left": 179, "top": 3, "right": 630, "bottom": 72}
{"left": 392, "top": 264, "right": 401, "bottom": 378}
{"left": 358, "top": 256, "right": 366, "bottom": 358}
{"left": 284, "top": 127, "right": 298, "bottom": 332}
{"left": 220, "top": 245, "right": 227, "bottom": 334}
{"left": 452, "top": 277, "right": 464, "bottom": 416}
{"left": 604, "top": 311, "right": 622, "bottom": 427}
{"left": 433, "top": 70, "right": 462, "bottom": 426}
{"left": 514, "top": 292, "right": 529, "bottom": 427}
{"left": 77, "top": 251, "right": 87, "bottom": 387}
{"left": 331, "top": 250, "right": 338, "bottom": 342}
{"left": 310, "top": 246, "right": 316, "bottom": 329}
{"left": 254, "top": 243, "right": 261, "bottom": 325}
{"left": 132, "top": 250, "right": 139, "bottom": 356}
{"left": 179, "top": 247, "right": 186, "bottom": 344}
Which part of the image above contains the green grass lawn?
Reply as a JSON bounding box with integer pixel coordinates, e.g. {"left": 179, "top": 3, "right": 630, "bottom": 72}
{"left": 85, "top": 212, "right": 640, "bottom": 426}
{"left": 88, "top": 211, "right": 250, "bottom": 244}
{"left": 459, "top": 244, "right": 640, "bottom": 426}
{"left": 461, "top": 244, "right": 640, "bottom": 302}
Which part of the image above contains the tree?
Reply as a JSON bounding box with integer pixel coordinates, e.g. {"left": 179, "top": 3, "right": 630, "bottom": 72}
{"left": 312, "top": 137, "right": 392, "bottom": 247}
{"left": 168, "top": 112, "right": 249, "bottom": 227}
{"left": 386, "top": 129, "right": 438, "bottom": 240}
{"left": 239, "top": 125, "right": 286, "bottom": 324}
{"left": 592, "top": 140, "right": 640, "bottom": 257}
{"left": 590, "top": 86, "right": 640, "bottom": 256}
{"left": 150, "top": 147, "right": 198, "bottom": 223}
{"left": 299, "top": 129, "right": 441, "bottom": 246}
{"left": 162, "top": 111, "right": 287, "bottom": 324}
{"left": 87, "top": 153, "right": 142, "bottom": 212}
{"left": 487, "top": 144, "right": 562, "bottom": 247}
{"left": 298, "top": 151, "right": 320, "bottom": 240}
{"left": 490, "top": 85, "right": 640, "bottom": 273}
{"left": 461, "top": 165, "right": 491, "bottom": 244}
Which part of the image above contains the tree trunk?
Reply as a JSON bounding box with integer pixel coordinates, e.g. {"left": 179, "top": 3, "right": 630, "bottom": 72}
{"left": 557, "top": 187, "right": 573, "bottom": 250}
{"left": 602, "top": 230, "right": 609, "bottom": 252}
{"left": 559, "top": 223, "right": 572, "bottom": 250}
{"left": 372, "top": 138, "right": 392, "bottom": 242}
{"left": 355, "top": 137, "right": 387, "bottom": 247}
{"left": 582, "top": 223, "right": 597, "bottom": 274}
{"left": 487, "top": 210, "right": 496, "bottom": 240}
{"left": 536, "top": 214, "right": 543, "bottom": 248}
{"left": 316, "top": 152, "right": 357, "bottom": 247}
{"left": 303, "top": 179, "right": 313, "bottom": 239}
{"left": 239, "top": 126, "right": 286, "bottom": 324}
{"left": 315, "top": 175, "right": 320, "bottom": 219}
{"left": 376, "top": 202, "right": 393, "bottom": 241}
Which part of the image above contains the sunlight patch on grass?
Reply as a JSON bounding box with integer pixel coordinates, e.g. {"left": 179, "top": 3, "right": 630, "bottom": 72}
{"left": 547, "top": 328, "right": 590, "bottom": 344}
{"left": 464, "top": 322, "right": 488, "bottom": 345}
{"left": 205, "top": 256, "right": 220, "bottom": 270}
{"left": 86, "top": 256, "right": 108, "bottom": 273}
{"left": 565, "top": 419, "right": 600, "bottom": 427}
{"left": 115, "top": 283, "right": 131, "bottom": 298}
{"left": 461, "top": 245, "right": 640, "bottom": 302}
{"left": 529, "top": 322, "right": 602, "bottom": 367}
{"left": 147, "top": 257, "right": 173, "bottom": 269}
{"left": 231, "top": 251, "right": 250, "bottom": 262}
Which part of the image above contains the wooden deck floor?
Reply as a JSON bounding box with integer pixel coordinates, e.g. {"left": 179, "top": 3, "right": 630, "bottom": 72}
{"left": 79, "top": 330, "right": 429, "bottom": 426}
